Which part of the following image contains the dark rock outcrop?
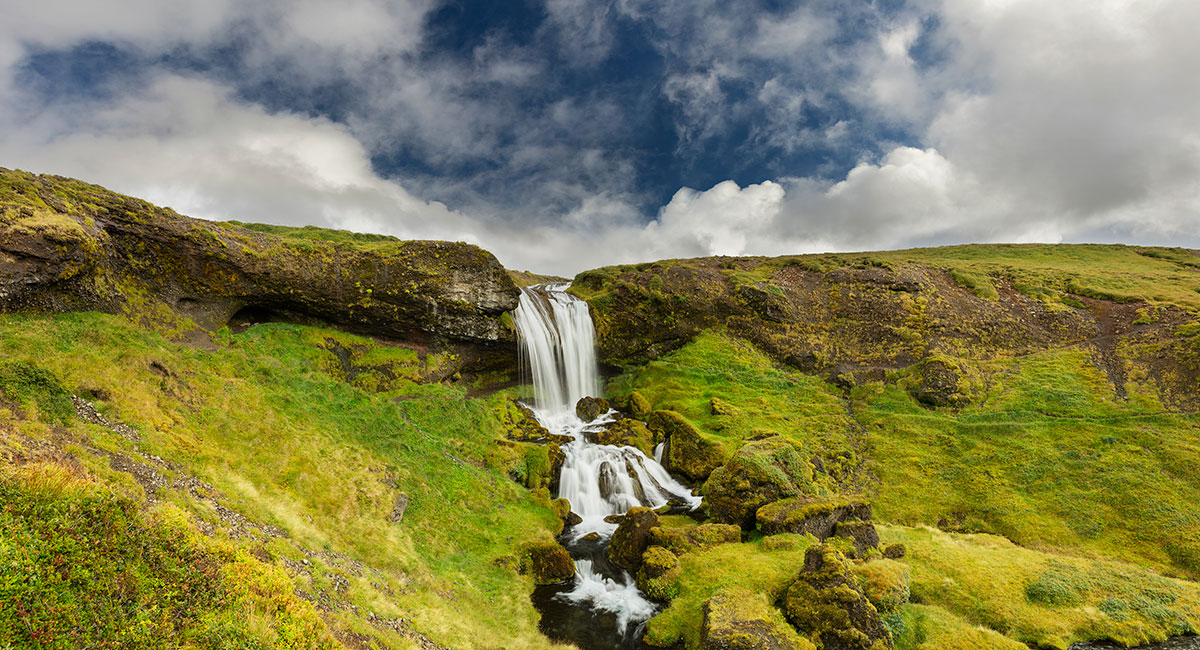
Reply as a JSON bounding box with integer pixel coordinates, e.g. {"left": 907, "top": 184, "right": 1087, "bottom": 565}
{"left": 607, "top": 507, "right": 660, "bottom": 571}
{"left": 511, "top": 538, "right": 575, "bottom": 585}
{"left": 782, "top": 545, "right": 892, "bottom": 650}
{"left": 702, "top": 437, "right": 815, "bottom": 528}
{"left": 0, "top": 169, "right": 519, "bottom": 363}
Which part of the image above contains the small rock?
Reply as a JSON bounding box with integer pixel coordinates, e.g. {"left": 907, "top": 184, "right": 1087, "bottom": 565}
{"left": 575, "top": 396, "right": 610, "bottom": 422}
{"left": 389, "top": 493, "right": 410, "bottom": 523}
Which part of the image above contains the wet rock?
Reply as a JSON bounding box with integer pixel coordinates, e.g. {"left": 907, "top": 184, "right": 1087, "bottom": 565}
{"left": 550, "top": 498, "right": 572, "bottom": 522}
{"left": 648, "top": 410, "right": 727, "bottom": 482}
{"left": 607, "top": 507, "right": 660, "bottom": 571}
{"left": 782, "top": 545, "right": 892, "bottom": 650}
{"left": 598, "top": 461, "right": 619, "bottom": 500}
{"left": 702, "top": 437, "right": 815, "bottom": 528}
{"left": 580, "top": 532, "right": 602, "bottom": 543}
{"left": 756, "top": 498, "right": 877, "bottom": 555}
{"left": 636, "top": 545, "right": 681, "bottom": 601}
{"left": 701, "top": 587, "right": 811, "bottom": 650}
{"left": 514, "top": 538, "right": 575, "bottom": 585}
{"left": 586, "top": 418, "right": 655, "bottom": 456}
{"left": 575, "top": 396, "right": 610, "bottom": 422}
{"left": 389, "top": 493, "right": 410, "bottom": 524}
{"left": 649, "top": 523, "right": 741, "bottom": 556}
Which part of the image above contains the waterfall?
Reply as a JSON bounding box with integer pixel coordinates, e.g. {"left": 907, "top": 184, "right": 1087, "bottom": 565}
{"left": 514, "top": 285, "right": 701, "bottom": 640}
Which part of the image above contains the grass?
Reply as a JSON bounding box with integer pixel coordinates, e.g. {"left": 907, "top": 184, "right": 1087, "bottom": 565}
{"left": 642, "top": 533, "right": 815, "bottom": 648}
{"left": 0, "top": 311, "right": 566, "bottom": 649}
{"left": 884, "top": 525, "right": 1200, "bottom": 649}
{"left": 608, "top": 330, "right": 1200, "bottom": 648}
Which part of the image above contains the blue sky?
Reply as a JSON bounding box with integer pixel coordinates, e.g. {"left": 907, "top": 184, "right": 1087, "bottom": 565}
{"left": 2, "top": 0, "right": 1198, "bottom": 273}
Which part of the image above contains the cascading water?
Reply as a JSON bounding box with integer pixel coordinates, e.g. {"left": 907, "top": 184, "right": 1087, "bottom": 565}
{"left": 514, "top": 285, "right": 701, "bottom": 649}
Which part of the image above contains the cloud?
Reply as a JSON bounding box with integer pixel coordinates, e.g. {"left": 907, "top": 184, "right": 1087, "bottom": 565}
{"left": 646, "top": 180, "right": 786, "bottom": 257}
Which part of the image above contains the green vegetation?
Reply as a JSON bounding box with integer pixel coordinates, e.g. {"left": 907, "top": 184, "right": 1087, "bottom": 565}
{"left": 0, "top": 311, "right": 565, "bottom": 649}
{"left": 610, "top": 327, "right": 1200, "bottom": 648}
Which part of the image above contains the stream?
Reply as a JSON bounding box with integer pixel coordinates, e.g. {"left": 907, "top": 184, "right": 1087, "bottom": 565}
{"left": 514, "top": 285, "right": 701, "bottom": 649}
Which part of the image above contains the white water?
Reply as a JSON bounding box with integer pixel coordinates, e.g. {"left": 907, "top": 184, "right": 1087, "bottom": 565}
{"left": 514, "top": 284, "right": 700, "bottom": 633}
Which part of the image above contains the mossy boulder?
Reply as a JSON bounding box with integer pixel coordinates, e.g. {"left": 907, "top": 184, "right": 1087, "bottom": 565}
{"left": 513, "top": 537, "right": 575, "bottom": 585}
{"left": 782, "top": 545, "right": 893, "bottom": 650}
{"left": 576, "top": 396, "right": 610, "bottom": 422}
{"left": 701, "top": 587, "right": 812, "bottom": 650}
{"left": 585, "top": 418, "right": 655, "bottom": 456}
{"left": 607, "top": 507, "right": 660, "bottom": 571}
{"left": 702, "top": 437, "right": 815, "bottom": 528}
{"left": 757, "top": 497, "right": 874, "bottom": 544}
{"left": 636, "top": 545, "right": 681, "bottom": 601}
{"left": 648, "top": 523, "right": 741, "bottom": 556}
{"left": 627, "top": 391, "right": 652, "bottom": 419}
{"left": 498, "top": 400, "right": 553, "bottom": 442}
{"left": 649, "top": 410, "right": 728, "bottom": 482}
{"left": 834, "top": 520, "right": 881, "bottom": 558}
{"left": 908, "top": 355, "right": 976, "bottom": 408}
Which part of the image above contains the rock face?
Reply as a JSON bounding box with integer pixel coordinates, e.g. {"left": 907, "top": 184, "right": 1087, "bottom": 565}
{"left": 607, "top": 507, "right": 660, "bottom": 571}
{"left": 783, "top": 545, "right": 893, "bottom": 650}
{"left": 701, "top": 588, "right": 811, "bottom": 650}
{"left": 648, "top": 410, "right": 727, "bottom": 482}
{"left": 0, "top": 169, "right": 518, "bottom": 355}
{"left": 756, "top": 498, "right": 879, "bottom": 556}
{"left": 909, "top": 356, "right": 975, "bottom": 408}
{"left": 703, "top": 437, "right": 815, "bottom": 528}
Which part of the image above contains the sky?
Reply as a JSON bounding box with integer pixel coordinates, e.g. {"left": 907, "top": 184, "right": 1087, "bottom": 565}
{"left": 1, "top": 0, "right": 1198, "bottom": 275}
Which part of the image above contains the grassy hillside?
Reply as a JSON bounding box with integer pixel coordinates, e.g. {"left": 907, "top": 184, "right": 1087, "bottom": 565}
{"left": 608, "top": 328, "right": 1200, "bottom": 648}
{"left": 0, "top": 311, "right": 568, "bottom": 649}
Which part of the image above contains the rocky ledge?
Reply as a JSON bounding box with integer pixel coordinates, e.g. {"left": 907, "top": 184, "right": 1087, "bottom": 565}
{"left": 0, "top": 168, "right": 519, "bottom": 348}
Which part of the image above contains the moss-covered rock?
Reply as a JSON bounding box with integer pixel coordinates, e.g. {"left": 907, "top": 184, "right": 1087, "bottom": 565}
{"left": 627, "top": 391, "right": 652, "bottom": 419}
{"left": 649, "top": 410, "right": 728, "bottom": 482}
{"left": 576, "top": 396, "right": 610, "bottom": 422}
{"left": 701, "top": 587, "right": 812, "bottom": 650}
{"left": 649, "top": 523, "right": 741, "bottom": 556}
{"left": 585, "top": 418, "right": 655, "bottom": 456}
{"left": 834, "top": 520, "right": 881, "bottom": 558}
{"left": 756, "top": 497, "right": 873, "bottom": 542}
{"left": 497, "top": 400, "right": 554, "bottom": 442}
{"left": 513, "top": 537, "right": 575, "bottom": 585}
{"left": 907, "top": 355, "right": 977, "bottom": 409}
{"left": 782, "top": 545, "right": 893, "bottom": 650}
{"left": 636, "top": 545, "right": 681, "bottom": 601}
{"left": 702, "top": 437, "right": 815, "bottom": 528}
{"left": 607, "top": 507, "right": 660, "bottom": 571}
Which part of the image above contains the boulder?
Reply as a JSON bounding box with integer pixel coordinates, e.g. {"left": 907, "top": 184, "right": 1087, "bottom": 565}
{"left": 499, "top": 400, "right": 553, "bottom": 442}
{"left": 585, "top": 418, "right": 655, "bottom": 456}
{"left": 909, "top": 356, "right": 975, "bottom": 408}
{"left": 649, "top": 523, "right": 741, "bottom": 556}
{"left": 834, "top": 520, "right": 881, "bottom": 558}
{"left": 627, "top": 391, "right": 652, "bottom": 419}
{"left": 514, "top": 538, "right": 575, "bottom": 585}
{"left": 756, "top": 498, "right": 874, "bottom": 546}
{"left": 635, "top": 545, "right": 681, "bottom": 601}
{"left": 702, "top": 437, "right": 815, "bottom": 528}
{"left": 782, "top": 545, "right": 893, "bottom": 650}
{"left": 607, "top": 507, "right": 660, "bottom": 571}
{"left": 881, "top": 544, "right": 906, "bottom": 560}
{"left": 701, "top": 587, "right": 812, "bottom": 650}
{"left": 576, "top": 396, "right": 611, "bottom": 422}
{"left": 648, "top": 410, "right": 727, "bottom": 482}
